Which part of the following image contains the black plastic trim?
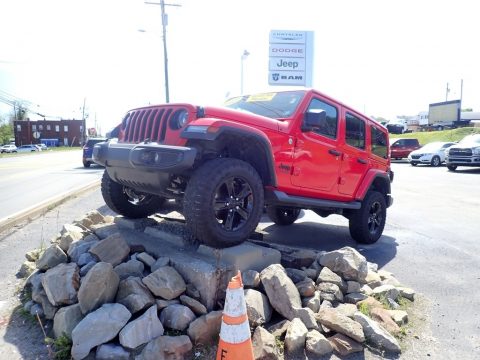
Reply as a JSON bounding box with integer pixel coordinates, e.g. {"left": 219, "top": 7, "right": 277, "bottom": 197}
{"left": 265, "top": 190, "right": 362, "bottom": 210}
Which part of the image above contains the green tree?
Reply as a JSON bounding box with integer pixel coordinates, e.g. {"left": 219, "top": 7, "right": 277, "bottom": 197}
{"left": 462, "top": 108, "right": 473, "bottom": 112}
{"left": 0, "top": 122, "right": 13, "bottom": 145}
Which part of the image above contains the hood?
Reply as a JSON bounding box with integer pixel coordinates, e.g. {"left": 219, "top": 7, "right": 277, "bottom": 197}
{"left": 201, "top": 106, "right": 280, "bottom": 131}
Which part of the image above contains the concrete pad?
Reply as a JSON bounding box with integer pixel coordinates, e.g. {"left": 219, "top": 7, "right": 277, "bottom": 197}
{"left": 197, "top": 241, "right": 281, "bottom": 273}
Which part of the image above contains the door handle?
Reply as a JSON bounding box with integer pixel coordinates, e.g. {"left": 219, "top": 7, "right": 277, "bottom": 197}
{"left": 328, "top": 149, "right": 342, "bottom": 156}
{"left": 357, "top": 158, "right": 367, "bottom": 164}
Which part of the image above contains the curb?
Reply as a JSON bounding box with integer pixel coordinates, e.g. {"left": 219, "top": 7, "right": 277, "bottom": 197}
{"left": 0, "top": 180, "right": 101, "bottom": 234}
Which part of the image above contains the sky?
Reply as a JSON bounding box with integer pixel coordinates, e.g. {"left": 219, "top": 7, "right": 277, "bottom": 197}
{"left": 0, "top": 0, "right": 479, "bottom": 133}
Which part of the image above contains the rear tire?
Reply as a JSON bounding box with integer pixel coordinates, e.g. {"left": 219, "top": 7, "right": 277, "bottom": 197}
{"left": 410, "top": 162, "right": 417, "bottom": 166}
{"left": 101, "top": 170, "right": 165, "bottom": 218}
{"left": 184, "top": 158, "right": 264, "bottom": 248}
{"left": 431, "top": 156, "right": 441, "bottom": 167}
{"left": 83, "top": 161, "right": 91, "bottom": 168}
{"left": 266, "top": 206, "right": 300, "bottom": 225}
{"left": 349, "top": 191, "right": 386, "bottom": 244}
{"left": 447, "top": 164, "right": 457, "bottom": 171}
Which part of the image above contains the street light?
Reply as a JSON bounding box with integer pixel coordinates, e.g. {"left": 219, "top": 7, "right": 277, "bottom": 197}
{"left": 241, "top": 50, "right": 250, "bottom": 95}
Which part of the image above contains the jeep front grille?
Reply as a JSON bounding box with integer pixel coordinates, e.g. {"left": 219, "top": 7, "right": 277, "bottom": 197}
{"left": 121, "top": 107, "right": 174, "bottom": 144}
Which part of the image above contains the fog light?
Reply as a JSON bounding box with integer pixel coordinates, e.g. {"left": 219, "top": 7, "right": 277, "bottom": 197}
{"left": 140, "top": 151, "right": 160, "bottom": 165}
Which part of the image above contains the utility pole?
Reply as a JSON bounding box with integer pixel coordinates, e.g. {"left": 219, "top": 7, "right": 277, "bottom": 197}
{"left": 81, "top": 98, "right": 86, "bottom": 145}
{"left": 445, "top": 82, "right": 450, "bottom": 101}
{"left": 144, "top": 1, "right": 181, "bottom": 103}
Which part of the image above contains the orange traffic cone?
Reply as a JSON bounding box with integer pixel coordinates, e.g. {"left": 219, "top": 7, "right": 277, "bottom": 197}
{"left": 216, "top": 271, "right": 254, "bottom": 360}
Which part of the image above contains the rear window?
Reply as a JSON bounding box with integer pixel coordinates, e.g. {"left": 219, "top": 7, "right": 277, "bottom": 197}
{"left": 371, "top": 126, "right": 388, "bottom": 159}
{"left": 86, "top": 139, "right": 107, "bottom": 146}
{"left": 404, "top": 139, "right": 419, "bottom": 146}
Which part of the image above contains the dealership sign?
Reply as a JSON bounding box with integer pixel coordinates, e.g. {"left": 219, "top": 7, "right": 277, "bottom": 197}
{"left": 268, "top": 30, "right": 313, "bottom": 87}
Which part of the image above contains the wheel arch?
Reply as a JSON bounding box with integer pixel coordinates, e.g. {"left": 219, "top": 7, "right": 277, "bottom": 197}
{"left": 356, "top": 170, "right": 392, "bottom": 207}
{"left": 185, "top": 126, "right": 277, "bottom": 187}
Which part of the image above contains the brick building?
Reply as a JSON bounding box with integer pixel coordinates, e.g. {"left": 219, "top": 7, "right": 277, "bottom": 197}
{"left": 13, "top": 119, "right": 86, "bottom": 147}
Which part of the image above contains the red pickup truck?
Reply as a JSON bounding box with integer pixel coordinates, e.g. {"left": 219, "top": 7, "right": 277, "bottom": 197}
{"left": 94, "top": 89, "right": 393, "bottom": 248}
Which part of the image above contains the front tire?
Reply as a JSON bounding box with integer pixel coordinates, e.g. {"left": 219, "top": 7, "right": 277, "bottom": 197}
{"left": 431, "top": 156, "right": 441, "bottom": 167}
{"left": 266, "top": 206, "right": 300, "bottom": 225}
{"left": 83, "top": 161, "right": 91, "bottom": 168}
{"left": 101, "top": 170, "right": 165, "bottom": 218}
{"left": 349, "top": 191, "right": 386, "bottom": 244}
{"left": 447, "top": 164, "right": 457, "bottom": 171}
{"left": 184, "top": 158, "right": 264, "bottom": 248}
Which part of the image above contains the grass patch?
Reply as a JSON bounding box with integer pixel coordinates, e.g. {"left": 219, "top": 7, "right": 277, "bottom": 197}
{"left": 45, "top": 334, "right": 72, "bottom": 360}
{"left": 358, "top": 301, "right": 371, "bottom": 316}
{"left": 390, "top": 127, "right": 480, "bottom": 145}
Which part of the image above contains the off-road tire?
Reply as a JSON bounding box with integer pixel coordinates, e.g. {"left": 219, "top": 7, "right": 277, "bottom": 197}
{"left": 431, "top": 156, "right": 441, "bottom": 167}
{"left": 101, "top": 170, "right": 165, "bottom": 218}
{"left": 266, "top": 206, "right": 301, "bottom": 225}
{"left": 447, "top": 164, "right": 457, "bottom": 171}
{"left": 349, "top": 190, "right": 386, "bottom": 244}
{"left": 184, "top": 158, "right": 264, "bottom": 248}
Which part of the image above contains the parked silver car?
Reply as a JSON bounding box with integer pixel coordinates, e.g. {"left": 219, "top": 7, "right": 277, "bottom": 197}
{"left": 408, "top": 141, "right": 456, "bottom": 167}
{"left": 17, "top": 145, "right": 40, "bottom": 153}
{"left": 0, "top": 144, "right": 17, "bottom": 153}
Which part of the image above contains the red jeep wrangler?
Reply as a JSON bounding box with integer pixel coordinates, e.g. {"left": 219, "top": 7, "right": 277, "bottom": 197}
{"left": 94, "top": 89, "right": 393, "bottom": 248}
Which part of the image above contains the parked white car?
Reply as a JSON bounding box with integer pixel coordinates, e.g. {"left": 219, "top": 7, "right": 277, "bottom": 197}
{"left": 0, "top": 144, "right": 17, "bottom": 153}
{"left": 408, "top": 141, "right": 456, "bottom": 167}
{"left": 16, "top": 144, "right": 40, "bottom": 153}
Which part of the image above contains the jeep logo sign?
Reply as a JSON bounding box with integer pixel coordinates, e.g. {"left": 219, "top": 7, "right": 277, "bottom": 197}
{"left": 268, "top": 30, "right": 313, "bottom": 87}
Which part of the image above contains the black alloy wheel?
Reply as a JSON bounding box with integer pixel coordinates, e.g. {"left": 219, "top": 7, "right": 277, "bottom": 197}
{"left": 266, "top": 206, "right": 301, "bottom": 225}
{"left": 349, "top": 190, "right": 386, "bottom": 244}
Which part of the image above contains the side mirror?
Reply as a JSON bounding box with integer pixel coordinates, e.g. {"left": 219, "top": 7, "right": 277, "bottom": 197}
{"left": 302, "top": 110, "right": 326, "bottom": 132}
{"left": 106, "top": 125, "right": 120, "bottom": 139}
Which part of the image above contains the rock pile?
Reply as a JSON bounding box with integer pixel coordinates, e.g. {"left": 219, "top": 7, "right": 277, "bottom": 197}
{"left": 20, "top": 210, "right": 415, "bottom": 359}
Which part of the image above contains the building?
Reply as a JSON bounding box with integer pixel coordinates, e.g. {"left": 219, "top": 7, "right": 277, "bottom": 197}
{"left": 13, "top": 119, "right": 86, "bottom": 147}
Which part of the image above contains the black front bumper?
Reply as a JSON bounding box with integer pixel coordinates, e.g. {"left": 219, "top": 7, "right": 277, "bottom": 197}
{"left": 93, "top": 141, "right": 197, "bottom": 195}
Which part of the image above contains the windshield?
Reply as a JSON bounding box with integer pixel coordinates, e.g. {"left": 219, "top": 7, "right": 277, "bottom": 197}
{"left": 419, "top": 142, "right": 446, "bottom": 152}
{"left": 459, "top": 135, "right": 480, "bottom": 146}
{"left": 224, "top": 91, "right": 305, "bottom": 119}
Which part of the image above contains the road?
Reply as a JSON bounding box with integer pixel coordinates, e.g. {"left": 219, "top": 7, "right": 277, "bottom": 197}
{"left": 0, "top": 150, "right": 103, "bottom": 221}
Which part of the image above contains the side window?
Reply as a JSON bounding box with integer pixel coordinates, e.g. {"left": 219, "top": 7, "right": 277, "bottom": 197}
{"left": 371, "top": 126, "right": 388, "bottom": 158}
{"left": 306, "top": 98, "right": 338, "bottom": 139}
{"left": 345, "top": 113, "right": 365, "bottom": 149}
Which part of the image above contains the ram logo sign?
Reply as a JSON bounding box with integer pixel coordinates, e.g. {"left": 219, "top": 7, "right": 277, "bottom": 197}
{"left": 268, "top": 30, "right": 314, "bottom": 87}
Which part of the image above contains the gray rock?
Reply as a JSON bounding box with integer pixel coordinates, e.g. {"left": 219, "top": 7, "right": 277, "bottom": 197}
{"left": 23, "top": 300, "right": 34, "bottom": 312}
{"left": 372, "top": 284, "right": 400, "bottom": 301}
{"left": 252, "top": 326, "right": 280, "bottom": 360}
{"left": 79, "top": 261, "right": 96, "bottom": 277}
{"left": 71, "top": 303, "right": 131, "bottom": 360}
{"left": 77, "top": 252, "right": 96, "bottom": 267}
{"left": 160, "top": 304, "right": 196, "bottom": 331}
{"left": 114, "top": 259, "right": 144, "bottom": 280}
{"left": 150, "top": 256, "right": 170, "bottom": 272}
{"left": 139, "top": 335, "right": 192, "bottom": 360}
{"left": 285, "top": 268, "right": 307, "bottom": 283}
{"left": 370, "top": 307, "right": 401, "bottom": 335}
{"left": 242, "top": 269, "right": 261, "bottom": 288}
{"left": 59, "top": 230, "right": 84, "bottom": 253}
{"left": 316, "top": 308, "right": 365, "bottom": 342}
{"left": 293, "top": 307, "right": 317, "bottom": 329}
{"left": 42, "top": 263, "right": 80, "bottom": 306}
{"left": 179, "top": 295, "right": 207, "bottom": 316}
{"left": 268, "top": 319, "right": 291, "bottom": 338}
{"left": 137, "top": 252, "right": 156, "bottom": 267}
{"left": 284, "top": 317, "right": 308, "bottom": 355}
{"left": 398, "top": 286, "right": 415, "bottom": 301}
{"left": 89, "top": 233, "right": 130, "bottom": 266}
{"left": 36, "top": 245, "right": 68, "bottom": 271}
{"left": 18, "top": 261, "right": 36, "bottom": 278}
{"left": 244, "top": 289, "right": 272, "bottom": 327}
{"left": 387, "top": 309, "right": 409, "bottom": 326}
{"left": 78, "top": 262, "right": 120, "bottom": 314}
{"left": 334, "top": 303, "right": 358, "bottom": 319}
{"left": 306, "top": 329, "right": 333, "bottom": 356}
{"left": 317, "top": 282, "right": 344, "bottom": 302}
{"left": 53, "top": 303, "right": 83, "bottom": 339}
{"left": 329, "top": 333, "right": 364, "bottom": 356}
{"left": 302, "top": 291, "right": 321, "bottom": 313}
{"left": 187, "top": 310, "right": 223, "bottom": 345}
{"left": 296, "top": 278, "right": 316, "bottom": 297}
{"left": 317, "top": 266, "right": 347, "bottom": 292}
{"left": 345, "top": 292, "right": 368, "bottom": 304}
{"left": 25, "top": 248, "right": 42, "bottom": 262}
{"left": 96, "top": 344, "right": 130, "bottom": 360}
{"left": 347, "top": 280, "right": 362, "bottom": 294}
{"left": 68, "top": 239, "right": 98, "bottom": 263}
{"left": 354, "top": 312, "right": 401, "bottom": 353}
{"left": 260, "top": 264, "right": 301, "bottom": 320}
{"left": 115, "top": 216, "right": 156, "bottom": 230}
{"left": 119, "top": 305, "right": 164, "bottom": 349}
{"left": 116, "top": 277, "right": 155, "bottom": 314}
{"left": 156, "top": 299, "right": 180, "bottom": 310}
{"left": 91, "top": 223, "right": 119, "bottom": 239}
{"left": 30, "top": 303, "right": 44, "bottom": 317}
{"left": 317, "top": 247, "right": 368, "bottom": 282}
{"left": 142, "top": 266, "right": 186, "bottom": 300}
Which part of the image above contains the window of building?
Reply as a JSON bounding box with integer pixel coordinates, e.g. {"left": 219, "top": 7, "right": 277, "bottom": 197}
{"left": 80, "top": 125, "right": 83, "bottom": 132}
{"left": 64, "top": 125, "right": 68, "bottom": 132}
{"left": 32, "top": 125, "right": 37, "bottom": 131}
{"left": 305, "top": 98, "right": 338, "bottom": 139}
{"left": 47, "top": 125, "right": 51, "bottom": 130}
{"left": 17, "top": 124, "right": 21, "bottom": 132}
{"left": 55, "top": 125, "right": 60, "bottom": 132}
{"left": 371, "top": 126, "right": 388, "bottom": 158}
{"left": 345, "top": 113, "right": 365, "bottom": 149}
{"left": 39, "top": 125, "right": 43, "bottom": 130}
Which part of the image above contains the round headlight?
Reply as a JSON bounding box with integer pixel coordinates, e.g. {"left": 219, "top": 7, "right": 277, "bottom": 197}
{"left": 170, "top": 109, "right": 189, "bottom": 130}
